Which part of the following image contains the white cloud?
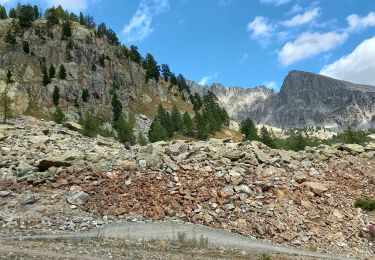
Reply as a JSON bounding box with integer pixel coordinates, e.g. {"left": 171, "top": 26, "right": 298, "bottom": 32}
{"left": 320, "top": 36, "right": 375, "bottom": 86}
{"left": 263, "top": 81, "right": 278, "bottom": 91}
{"left": 122, "top": 0, "right": 169, "bottom": 42}
{"left": 282, "top": 8, "right": 320, "bottom": 27}
{"left": 199, "top": 73, "right": 218, "bottom": 86}
{"left": 247, "top": 16, "right": 272, "bottom": 38}
{"left": 45, "top": 0, "right": 88, "bottom": 12}
{"left": 347, "top": 12, "right": 375, "bottom": 32}
{"left": 278, "top": 31, "right": 347, "bottom": 66}
{"left": 260, "top": 0, "right": 291, "bottom": 6}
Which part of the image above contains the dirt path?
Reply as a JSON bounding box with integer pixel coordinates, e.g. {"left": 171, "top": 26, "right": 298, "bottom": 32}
{"left": 0, "top": 221, "right": 359, "bottom": 260}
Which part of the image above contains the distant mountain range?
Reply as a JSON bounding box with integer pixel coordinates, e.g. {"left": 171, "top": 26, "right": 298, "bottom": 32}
{"left": 189, "top": 71, "right": 375, "bottom": 130}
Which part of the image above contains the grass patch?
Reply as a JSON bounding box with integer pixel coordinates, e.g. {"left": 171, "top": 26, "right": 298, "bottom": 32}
{"left": 260, "top": 253, "right": 272, "bottom": 260}
{"left": 354, "top": 199, "right": 375, "bottom": 211}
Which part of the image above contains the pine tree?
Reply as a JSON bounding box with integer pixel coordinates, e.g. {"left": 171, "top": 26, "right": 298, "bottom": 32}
{"left": 137, "top": 132, "right": 147, "bottom": 146}
{"left": 240, "top": 117, "right": 258, "bottom": 141}
{"left": 78, "top": 112, "right": 101, "bottom": 137}
{"left": 260, "top": 126, "right": 276, "bottom": 148}
{"left": 46, "top": 7, "right": 59, "bottom": 27}
{"left": 148, "top": 119, "right": 168, "bottom": 142}
{"left": 0, "top": 87, "right": 12, "bottom": 124}
{"left": 145, "top": 53, "right": 160, "bottom": 82}
{"left": 170, "top": 73, "right": 178, "bottom": 86}
{"left": 171, "top": 104, "right": 182, "bottom": 132}
{"left": 129, "top": 45, "right": 142, "bottom": 64}
{"left": 5, "top": 29, "right": 16, "bottom": 47}
{"left": 161, "top": 64, "right": 171, "bottom": 82}
{"left": 33, "top": 5, "right": 40, "bottom": 19}
{"left": 98, "top": 54, "right": 106, "bottom": 67}
{"left": 55, "top": 5, "right": 69, "bottom": 20}
{"left": 52, "top": 86, "right": 60, "bottom": 106}
{"left": 23, "top": 41, "right": 29, "bottom": 53}
{"left": 52, "top": 107, "right": 65, "bottom": 124}
{"left": 18, "top": 4, "right": 35, "bottom": 28}
{"left": 182, "top": 112, "right": 194, "bottom": 137}
{"left": 111, "top": 91, "right": 123, "bottom": 126}
{"left": 79, "top": 12, "right": 85, "bottom": 25}
{"left": 0, "top": 5, "right": 7, "bottom": 19}
{"left": 116, "top": 114, "right": 135, "bottom": 144}
{"left": 6, "top": 70, "right": 12, "bottom": 84}
{"left": 49, "top": 64, "right": 55, "bottom": 79}
{"left": 58, "top": 64, "right": 66, "bottom": 79}
{"left": 8, "top": 8, "right": 17, "bottom": 18}
{"left": 194, "top": 112, "right": 208, "bottom": 140}
{"left": 156, "top": 104, "right": 173, "bottom": 137}
{"left": 61, "top": 20, "right": 72, "bottom": 40}
{"left": 69, "top": 12, "right": 79, "bottom": 22}
{"left": 120, "top": 45, "right": 129, "bottom": 58}
{"left": 82, "top": 89, "right": 90, "bottom": 102}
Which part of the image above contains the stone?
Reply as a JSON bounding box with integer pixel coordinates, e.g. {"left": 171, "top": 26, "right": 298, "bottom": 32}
{"left": 0, "top": 191, "right": 11, "bottom": 197}
{"left": 67, "top": 191, "right": 90, "bottom": 205}
{"left": 341, "top": 144, "right": 365, "bottom": 154}
{"left": 138, "top": 160, "right": 147, "bottom": 168}
{"left": 20, "top": 195, "right": 40, "bottom": 205}
{"left": 253, "top": 146, "right": 270, "bottom": 163}
{"left": 227, "top": 170, "right": 243, "bottom": 185}
{"left": 63, "top": 122, "right": 83, "bottom": 131}
{"left": 221, "top": 185, "right": 235, "bottom": 196}
{"left": 303, "top": 182, "right": 329, "bottom": 195}
{"left": 17, "top": 161, "right": 37, "bottom": 177}
{"left": 120, "top": 160, "right": 137, "bottom": 170}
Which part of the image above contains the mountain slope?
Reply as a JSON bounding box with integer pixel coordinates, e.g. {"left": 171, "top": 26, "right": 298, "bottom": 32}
{"left": 191, "top": 71, "right": 375, "bottom": 130}
{"left": 0, "top": 17, "right": 193, "bottom": 132}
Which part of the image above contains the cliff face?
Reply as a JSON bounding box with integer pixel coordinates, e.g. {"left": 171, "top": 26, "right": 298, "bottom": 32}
{"left": 0, "top": 18, "right": 191, "bottom": 126}
{"left": 190, "top": 71, "right": 375, "bottom": 130}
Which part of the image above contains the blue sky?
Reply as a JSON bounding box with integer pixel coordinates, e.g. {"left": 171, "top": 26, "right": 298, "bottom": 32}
{"left": 1, "top": 0, "right": 374, "bottom": 90}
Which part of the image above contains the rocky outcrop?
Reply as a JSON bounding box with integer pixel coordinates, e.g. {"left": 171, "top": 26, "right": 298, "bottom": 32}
{"left": 0, "top": 18, "right": 191, "bottom": 134}
{"left": 190, "top": 71, "right": 375, "bottom": 130}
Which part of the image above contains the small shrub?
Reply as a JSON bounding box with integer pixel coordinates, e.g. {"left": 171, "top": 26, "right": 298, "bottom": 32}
{"left": 78, "top": 112, "right": 101, "bottom": 137}
{"left": 259, "top": 253, "right": 272, "bottom": 260}
{"left": 354, "top": 199, "right": 375, "bottom": 211}
{"left": 52, "top": 107, "right": 65, "bottom": 124}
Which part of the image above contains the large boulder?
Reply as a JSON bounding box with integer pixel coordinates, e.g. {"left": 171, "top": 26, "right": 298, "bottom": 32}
{"left": 66, "top": 191, "right": 90, "bottom": 205}
{"left": 303, "top": 182, "right": 329, "bottom": 195}
{"left": 341, "top": 144, "right": 365, "bottom": 154}
{"left": 63, "top": 122, "right": 83, "bottom": 131}
{"left": 37, "top": 151, "right": 83, "bottom": 171}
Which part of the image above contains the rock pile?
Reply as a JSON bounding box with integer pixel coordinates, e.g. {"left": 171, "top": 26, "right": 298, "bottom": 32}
{"left": 1, "top": 116, "right": 374, "bottom": 257}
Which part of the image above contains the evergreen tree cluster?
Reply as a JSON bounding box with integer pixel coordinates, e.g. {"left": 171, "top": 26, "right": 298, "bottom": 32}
{"left": 148, "top": 92, "right": 229, "bottom": 142}
{"left": 96, "top": 22, "right": 119, "bottom": 45}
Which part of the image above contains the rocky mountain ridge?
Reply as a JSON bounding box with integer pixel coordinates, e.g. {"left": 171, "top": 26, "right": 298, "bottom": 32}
{"left": 191, "top": 71, "right": 375, "bottom": 130}
{"left": 0, "top": 116, "right": 374, "bottom": 258}
{"left": 0, "top": 17, "right": 192, "bottom": 135}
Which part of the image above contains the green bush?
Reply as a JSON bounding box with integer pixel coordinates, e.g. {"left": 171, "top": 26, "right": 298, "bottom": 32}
{"left": 52, "top": 107, "right": 65, "bottom": 124}
{"left": 354, "top": 199, "right": 375, "bottom": 211}
{"left": 78, "top": 112, "right": 102, "bottom": 137}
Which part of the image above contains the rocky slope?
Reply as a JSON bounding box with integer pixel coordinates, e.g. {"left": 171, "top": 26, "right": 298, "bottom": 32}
{"left": 191, "top": 71, "right": 375, "bottom": 130}
{"left": 1, "top": 117, "right": 374, "bottom": 258}
{"left": 0, "top": 17, "right": 192, "bottom": 134}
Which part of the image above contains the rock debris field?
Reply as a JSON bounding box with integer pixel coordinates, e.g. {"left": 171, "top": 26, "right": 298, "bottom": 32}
{"left": 0, "top": 117, "right": 375, "bottom": 258}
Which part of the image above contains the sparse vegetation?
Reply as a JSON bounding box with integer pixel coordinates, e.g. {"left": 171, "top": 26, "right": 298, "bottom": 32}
{"left": 58, "top": 64, "right": 67, "bottom": 79}
{"left": 52, "top": 107, "right": 65, "bottom": 124}
{"left": 52, "top": 86, "right": 60, "bottom": 106}
{"left": 354, "top": 199, "right": 375, "bottom": 211}
{"left": 0, "top": 86, "right": 12, "bottom": 124}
